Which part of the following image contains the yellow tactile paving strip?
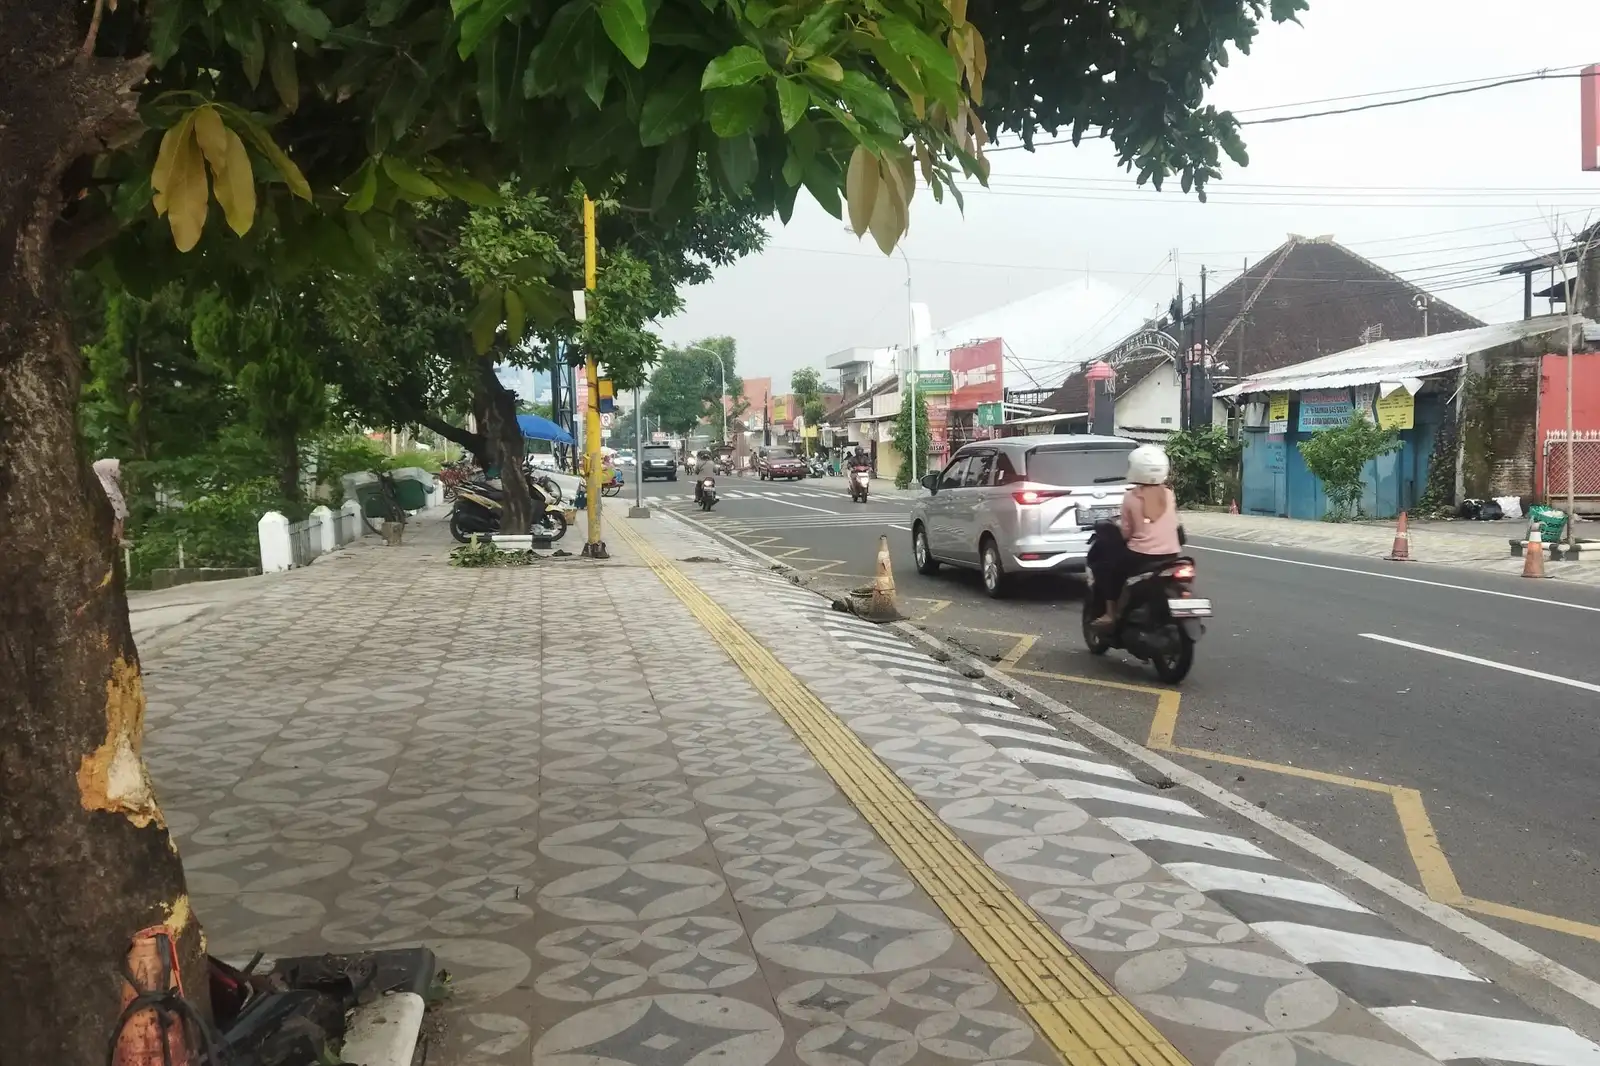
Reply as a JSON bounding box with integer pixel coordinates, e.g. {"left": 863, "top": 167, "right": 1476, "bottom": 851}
{"left": 613, "top": 520, "right": 1191, "bottom": 1066}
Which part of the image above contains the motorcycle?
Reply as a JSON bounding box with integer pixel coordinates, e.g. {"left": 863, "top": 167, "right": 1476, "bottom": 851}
{"left": 848, "top": 466, "right": 870, "bottom": 503}
{"left": 807, "top": 457, "right": 827, "bottom": 478}
{"left": 695, "top": 477, "right": 719, "bottom": 511}
{"left": 1081, "top": 526, "right": 1208, "bottom": 683}
{"left": 450, "top": 478, "right": 568, "bottom": 544}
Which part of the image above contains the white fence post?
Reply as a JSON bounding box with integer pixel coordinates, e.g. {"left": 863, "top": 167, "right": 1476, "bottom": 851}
{"left": 341, "top": 499, "right": 362, "bottom": 542}
{"left": 258, "top": 511, "right": 292, "bottom": 573}
{"left": 312, "top": 504, "right": 337, "bottom": 555}
{"left": 425, "top": 477, "right": 443, "bottom": 510}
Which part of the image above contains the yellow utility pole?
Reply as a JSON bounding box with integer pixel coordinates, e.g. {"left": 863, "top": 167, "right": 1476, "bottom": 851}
{"left": 582, "top": 196, "right": 607, "bottom": 558}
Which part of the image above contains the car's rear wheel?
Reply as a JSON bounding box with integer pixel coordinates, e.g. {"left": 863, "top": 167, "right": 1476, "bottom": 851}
{"left": 980, "top": 537, "right": 1009, "bottom": 598}
{"left": 913, "top": 524, "right": 940, "bottom": 575}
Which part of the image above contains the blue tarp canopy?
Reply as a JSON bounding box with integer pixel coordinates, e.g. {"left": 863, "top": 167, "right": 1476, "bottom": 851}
{"left": 517, "top": 413, "right": 575, "bottom": 445}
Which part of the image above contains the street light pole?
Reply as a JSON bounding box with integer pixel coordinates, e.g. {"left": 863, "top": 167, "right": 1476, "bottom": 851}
{"left": 687, "top": 343, "right": 730, "bottom": 446}
{"left": 899, "top": 247, "right": 918, "bottom": 487}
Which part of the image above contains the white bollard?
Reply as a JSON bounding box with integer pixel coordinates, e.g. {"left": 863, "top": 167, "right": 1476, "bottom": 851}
{"left": 258, "top": 511, "right": 293, "bottom": 573}
{"left": 341, "top": 499, "right": 362, "bottom": 541}
{"left": 311, "top": 505, "right": 337, "bottom": 555}
{"left": 425, "top": 478, "right": 443, "bottom": 510}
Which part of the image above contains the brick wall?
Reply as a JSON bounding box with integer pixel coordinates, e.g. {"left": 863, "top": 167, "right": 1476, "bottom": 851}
{"left": 1462, "top": 345, "right": 1541, "bottom": 500}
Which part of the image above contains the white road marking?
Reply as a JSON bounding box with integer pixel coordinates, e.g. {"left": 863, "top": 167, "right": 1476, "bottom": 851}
{"left": 1191, "top": 543, "right": 1600, "bottom": 614}
{"left": 1368, "top": 1006, "right": 1600, "bottom": 1065}
{"left": 1253, "top": 922, "right": 1484, "bottom": 981}
{"left": 905, "top": 682, "right": 1017, "bottom": 708}
{"left": 998, "top": 747, "right": 1140, "bottom": 783}
{"left": 1360, "top": 633, "right": 1600, "bottom": 694}
{"left": 1099, "top": 816, "right": 1276, "bottom": 858}
{"left": 965, "top": 723, "right": 1092, "bottom": 754}
{"left": 1164, "top": 862, "right": 1371, "bottom": 912}
{"left": 859, "top": 652, "right": 961, "bottom": 676}
{"left": 890, "top": 525, "right": 911, "bottom": 531}
{"left": 967, "top": 708, "right": 1054, "bottom": 731}
{"left": 887, "top": 666, "right": 986, "bottom": 689}
{"left": 1046, "top": 779, "right": 1205, "bottom": 817}
{"left": 750, "top": 495, "right": 840, "bottom": 514}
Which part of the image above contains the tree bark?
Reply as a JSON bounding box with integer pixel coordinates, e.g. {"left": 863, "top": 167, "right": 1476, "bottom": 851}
{"left": 478, "top": 356, "right": 532, "bottom": 534}
{"left": 277, "top": 425, "right": 301, "bottom": 503}
{"left": 1, "top": 8, "right": 206, "bottom": 1061}
{"left": 416, "top": 412, "right": 488, "bottom": 467}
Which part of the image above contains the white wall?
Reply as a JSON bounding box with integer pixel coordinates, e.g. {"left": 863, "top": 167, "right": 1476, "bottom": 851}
{"left": 1114, "top": 364, "right": 1233, "bottom": 437}
{"left": 1116, "top": 364, "right": 1183, "bottom": 434}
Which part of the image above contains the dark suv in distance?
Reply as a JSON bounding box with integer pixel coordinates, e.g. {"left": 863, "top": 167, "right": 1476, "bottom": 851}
{"left": 758, "top": 447, "right": 808, "bottom": 481}
{"left": 641, "top": 446, "right": 679, "bottom": 481}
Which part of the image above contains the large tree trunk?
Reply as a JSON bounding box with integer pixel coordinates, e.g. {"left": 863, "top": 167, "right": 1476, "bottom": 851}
{"left": 0, "top": 9, "right": 206, "bottom": 1062}
{"left": 276, "top": 425, "right": 301, "bottom": 503}
{"left": 478, "top": 356, "right": 532, "bottom": 534}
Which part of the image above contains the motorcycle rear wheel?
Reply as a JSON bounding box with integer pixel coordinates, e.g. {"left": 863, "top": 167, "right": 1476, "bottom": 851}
{"left": 533, "top": 511, "right": 568, "bottom": 541}
{"left": 1080, "top": 597, "right": 1111, "bottom": 656}
{"left": 1151, "top": 626, "right": 1194, "bottom": 683}
{"left": 449, "top": 511, "right": 477, "bottom": 544}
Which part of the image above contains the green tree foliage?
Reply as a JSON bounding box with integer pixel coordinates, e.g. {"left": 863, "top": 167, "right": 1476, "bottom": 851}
{"left": 791, "top": 365, "right": 827, "bottom": 427}
{"left": 892, "top": 388, "right": 932, "bottom": 489}
{"left": 644, "top": 338, "right": 744, "bottom": 437}
{"left": 1297, "top": 419, "right": 1401, "bottom": 521}
{"left": 1164, "top": 426, "right": 1243, "bottom": 506}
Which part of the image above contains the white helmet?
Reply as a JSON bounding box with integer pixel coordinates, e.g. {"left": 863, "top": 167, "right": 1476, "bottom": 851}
{"left": 1126, "top": 444, "right": 1170, "bottom": 485}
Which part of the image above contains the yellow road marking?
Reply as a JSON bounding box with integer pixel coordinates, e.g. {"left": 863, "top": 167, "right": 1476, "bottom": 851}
{"left": 1009, "top": 667, "right": 1600, "bottom": 944}
{"left": 973, "top": 629, "right": 1038, "bottom": 669}
{"left": 614, "top": 519, "right": 1191, "bottom": 1066}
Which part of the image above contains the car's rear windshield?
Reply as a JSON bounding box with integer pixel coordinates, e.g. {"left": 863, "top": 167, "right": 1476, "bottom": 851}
{"left": 766, "top": 448, "right": 798, "bottom": 459}
{"left": 1024, "top": 446, "right": 1135, "bottom": 487}
{"left": 643, "top": 447, "right": 674, "bottom": 458}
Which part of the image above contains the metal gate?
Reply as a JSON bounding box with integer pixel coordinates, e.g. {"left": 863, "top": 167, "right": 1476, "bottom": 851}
{"left": 1543, "top": 430, "right": 1600, "bottom": 508}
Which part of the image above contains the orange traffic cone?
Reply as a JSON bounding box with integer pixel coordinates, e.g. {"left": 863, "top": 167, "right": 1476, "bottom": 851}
{"left": 1523, "top": 527, "right": 1547, "bottom": 579}
{"left": 1386, "top": 511, "right": 1412, "bottom": 562}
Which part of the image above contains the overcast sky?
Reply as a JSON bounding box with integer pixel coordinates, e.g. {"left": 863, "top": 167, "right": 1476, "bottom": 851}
{"left": 656, "top": 0, "right": 1600, "bottom": 391}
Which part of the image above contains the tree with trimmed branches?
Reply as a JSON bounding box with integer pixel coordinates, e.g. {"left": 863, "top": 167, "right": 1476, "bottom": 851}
{"left": 2, "top": 0, "right": 1305, "bottom": 1056}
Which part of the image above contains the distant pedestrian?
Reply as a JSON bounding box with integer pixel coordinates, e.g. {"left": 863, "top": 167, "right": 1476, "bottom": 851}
{"left": 93, "top": 457, "right": 128, "bottom": 544}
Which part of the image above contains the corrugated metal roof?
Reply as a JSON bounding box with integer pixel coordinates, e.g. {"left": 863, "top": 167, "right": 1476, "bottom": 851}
{"left": 1216, "top": 315, "right": 1582, "bottom": 398}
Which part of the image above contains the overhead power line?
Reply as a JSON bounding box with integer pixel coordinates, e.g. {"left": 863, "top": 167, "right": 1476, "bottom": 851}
{"left": 989, "top": 68, "right": 1593, "bottom": 153}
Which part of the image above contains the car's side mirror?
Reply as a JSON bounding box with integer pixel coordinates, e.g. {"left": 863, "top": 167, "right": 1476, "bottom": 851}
{"left": 921, "top": 473, "right": 939, "bottom": 493}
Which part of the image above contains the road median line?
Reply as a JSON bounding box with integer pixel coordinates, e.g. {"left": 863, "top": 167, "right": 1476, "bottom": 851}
{"left": 613, "top": 516, "right": 1193, "bottom": 1066}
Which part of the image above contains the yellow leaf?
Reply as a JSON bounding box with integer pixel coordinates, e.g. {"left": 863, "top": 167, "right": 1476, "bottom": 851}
{"left": 845, "top": 145, "right": 878, "bottom": 237}
{"left": 969, "top": 26, "right": 987, "bottom": 103}
{"left": 946, "top": 0, "right": 967, "bottom": 26}
{"left": 163, "top": 125, "right": 209, "bottom": 251}
{"left": 868, "top": 167, "right": 904, "bottom": 254}
{"left": 150, "top": 112, "right": 197, "bottom": 217}
{"left": 192, "top": 106, "right": 229, "bottom": 173}
{"left": 214, "top": 128, "right": 258, "bottom": 236}
{"left": 915, "top": 139, "right": 934, "bottom": 185}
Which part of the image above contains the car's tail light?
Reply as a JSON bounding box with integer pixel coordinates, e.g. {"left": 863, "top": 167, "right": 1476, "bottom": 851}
{"left": 1012, "top": 488, "right": 1065, "bottom": 505}
{"left": 1169, "top": 563, "right": 1196, "bottom": 581}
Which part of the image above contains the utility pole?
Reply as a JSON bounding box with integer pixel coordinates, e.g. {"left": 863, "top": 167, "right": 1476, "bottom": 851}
{"left": 581, "top": 195, "right": 607, "bottom": 558}
{"left": 629, "top": 387, "right": 648, "bottom": 518}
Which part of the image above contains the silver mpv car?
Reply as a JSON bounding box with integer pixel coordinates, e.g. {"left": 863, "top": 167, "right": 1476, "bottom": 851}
{"left": 910, "top": 435, "right": 1136, "bottom": 597}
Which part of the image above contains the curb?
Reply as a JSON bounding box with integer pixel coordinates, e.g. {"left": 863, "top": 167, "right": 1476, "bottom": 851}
{"left": 660, "top": 506, "right": 1600, "bottom": 1017}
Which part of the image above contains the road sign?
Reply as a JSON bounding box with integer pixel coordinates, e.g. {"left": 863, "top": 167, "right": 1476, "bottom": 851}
{"left": 651, "top": 431, "right": 667, "bottom": 443}
{"left": 976, "top": 402, "right": 1004, "bottom": 427}
{"left": 600, "top": 412, "right": 614, "bottom": 429}
{"left": 905, "top": 369, "right": 953, "bottom": 393}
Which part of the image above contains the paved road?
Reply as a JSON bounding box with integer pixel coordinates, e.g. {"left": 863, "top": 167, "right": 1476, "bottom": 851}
{"left": 629, "top": 475, "right": 1600, "bottom": 995}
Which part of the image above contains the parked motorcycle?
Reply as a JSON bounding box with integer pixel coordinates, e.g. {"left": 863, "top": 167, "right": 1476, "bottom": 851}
{"left": 450, "top": 478, "right": 568, "bottom": 544}
{"left": 1081, "top": 531, "right": 1208, "bottom": 683}
{"left": 695, "top": 477, "right": 719, "bottom": 511}
{"left": 807, "top": 457, "right": 826, "bottom": 478}
{"left": 848, "top": 467, "right": 870, "bottom": 503}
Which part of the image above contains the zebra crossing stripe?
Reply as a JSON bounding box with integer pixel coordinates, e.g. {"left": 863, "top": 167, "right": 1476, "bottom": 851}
{"left": 1044, "top": 778, "right": 1206, "bottom": 817}
{"left": 1163, "top": 862, "right": 1372, "bottom": 913}
{"left": 1367, "top": 1007, "right": 1600, "bottom": 1065}
{"left": 996, "top": 746, "right": 1141, "bottom": 783}
{"left": 1098, "top": 816, "right": 1275, "bottom": 859}
{"left": 903, "top": 682, "right": 1016, "bottom": 708}
{"left": 1252, "top": 922, "right": 1483, "bottom": 982}
{"left": 965, "top": 723, "right": 1092, "bottom": 754}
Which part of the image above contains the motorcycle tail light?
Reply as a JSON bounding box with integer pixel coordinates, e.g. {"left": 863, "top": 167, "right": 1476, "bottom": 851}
{"left": 1170, "top": 563, "right": 1196, "bottom": 581}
